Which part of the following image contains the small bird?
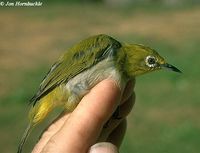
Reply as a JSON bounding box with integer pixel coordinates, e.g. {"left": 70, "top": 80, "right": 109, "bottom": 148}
{"left": 17, "top": 34, "right": 181, "bottom": 153}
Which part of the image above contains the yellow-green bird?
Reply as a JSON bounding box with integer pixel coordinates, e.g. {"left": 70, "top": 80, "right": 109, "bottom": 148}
{"left": 17, "top": 34, "right": 181, "bottom": 153}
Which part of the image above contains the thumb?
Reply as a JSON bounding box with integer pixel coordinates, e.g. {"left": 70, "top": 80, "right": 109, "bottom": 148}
{"left": 88, "top": 142, "right": 118, "bottom": 153}
{"left": 40, "top": 79, "right": 121, "bottom": 153}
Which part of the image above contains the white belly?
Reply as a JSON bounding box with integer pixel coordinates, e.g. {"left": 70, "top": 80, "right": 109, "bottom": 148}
{"left": 63, "top": 58, "right": 127, "bottom": 109}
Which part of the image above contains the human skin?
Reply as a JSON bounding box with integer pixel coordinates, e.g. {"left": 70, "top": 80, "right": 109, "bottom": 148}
{"left": 32, "top": 79, "right": 135, "bottom": 153}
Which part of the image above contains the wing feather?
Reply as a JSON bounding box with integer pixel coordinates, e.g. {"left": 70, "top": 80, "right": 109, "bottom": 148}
{"left": 30, "top": 34, "right": 121, "bottom": 105}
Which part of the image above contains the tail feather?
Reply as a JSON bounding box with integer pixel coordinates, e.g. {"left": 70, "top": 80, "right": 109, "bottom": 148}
{"left": 17, "top": 123, "right": 33, "bottom": 153}
{"left": 17, "top": 87, "right": 65, "bottom": 152}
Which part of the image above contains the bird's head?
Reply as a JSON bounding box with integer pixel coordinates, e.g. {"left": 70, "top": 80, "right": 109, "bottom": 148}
{"left": 122, "top": 44, "right": 181, "bottom": 77}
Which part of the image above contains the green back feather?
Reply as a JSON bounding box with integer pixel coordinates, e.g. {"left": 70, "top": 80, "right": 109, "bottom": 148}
{"left": 30, "top": 34, "right": 121, "bottom": 105}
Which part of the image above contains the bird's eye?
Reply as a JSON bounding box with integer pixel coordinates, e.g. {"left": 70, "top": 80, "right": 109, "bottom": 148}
{"left": 145, "top": 56, "right": 157, "bottom": 68}
{"left": 148, "top": 57, "right": 155, "bottom": 64}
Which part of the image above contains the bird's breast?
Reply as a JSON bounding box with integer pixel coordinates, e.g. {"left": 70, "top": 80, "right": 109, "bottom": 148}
{"left": 64, "top": 58, "right": 127, "bottom": 105}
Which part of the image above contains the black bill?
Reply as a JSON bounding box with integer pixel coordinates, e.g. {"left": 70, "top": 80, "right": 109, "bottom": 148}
{"left": 161, "top": 63, "right": 182, "bottom": 73}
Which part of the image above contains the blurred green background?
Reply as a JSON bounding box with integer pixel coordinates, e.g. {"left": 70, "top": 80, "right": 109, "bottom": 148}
{"left": 0, "top": 0, "right": 200, "bottom": 152}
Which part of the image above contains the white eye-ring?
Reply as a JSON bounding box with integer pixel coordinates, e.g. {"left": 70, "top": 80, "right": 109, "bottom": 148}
{"left": 145, "top": 56, "right": 157, "bottom": 68}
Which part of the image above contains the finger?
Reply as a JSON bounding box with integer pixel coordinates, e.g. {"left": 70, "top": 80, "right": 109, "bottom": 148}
{"left": 42, "top": 79, "right": 121, "bottom": 153}
{"left": 88, "top": 142, "right": 118, "bottom": 153}
{"left": 38, "top": 110, "right": 69, "bottom": 140}
{"left": 98, "top": 117, "right": 123, "bottom": 142}
{"left": 32, "top": 113, "right": 70, "bottom": 153}
{"left": 107, "top": 119, "right": 127, "bottom": 148}
{"left": 97, "top": 93, "right": 135, "bottom": 142}
{"left": 117, "top": 92, "right": 135, "bottom": 119}
{"left": 121, "top": 79, "right": 135, "bottom": 104}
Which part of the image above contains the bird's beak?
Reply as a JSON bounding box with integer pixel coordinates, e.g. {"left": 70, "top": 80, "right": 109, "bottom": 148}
{"left": 160, "top": 63, "right": 182, "bottom": 73}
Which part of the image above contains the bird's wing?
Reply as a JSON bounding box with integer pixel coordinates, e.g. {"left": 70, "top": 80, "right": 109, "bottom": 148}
{"left": 30, "top": 34, "right": 121, "bottom": 105}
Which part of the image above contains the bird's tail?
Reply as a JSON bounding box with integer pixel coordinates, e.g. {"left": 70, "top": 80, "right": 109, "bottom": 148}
{"left": 17, "top": 97, "right": 56, "bottom": 153}
{"left": 17, "top": 123, "right": 33, "bottom": 153}
{"left": 17, "top": 87, "right": 67, "bottom": 152}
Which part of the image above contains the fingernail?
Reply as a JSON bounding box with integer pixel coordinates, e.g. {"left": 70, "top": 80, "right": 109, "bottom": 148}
{"left": 88, "top": 142, "right": 118, "bottom": 153}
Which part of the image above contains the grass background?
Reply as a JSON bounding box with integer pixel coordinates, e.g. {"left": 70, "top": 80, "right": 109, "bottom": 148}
{"left": 0, "top": 1, "right": 200, "bottom": 152}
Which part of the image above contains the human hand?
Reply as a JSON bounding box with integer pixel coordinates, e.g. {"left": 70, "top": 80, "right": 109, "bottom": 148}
{"left": 32, "top": 79, "right": 135, "bottom": 153}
